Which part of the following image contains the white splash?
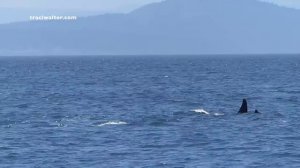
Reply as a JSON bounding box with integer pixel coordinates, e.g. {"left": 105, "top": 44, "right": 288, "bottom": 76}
{"left": 213, "top": 113, "right": 225, "bottom": 116}
{"left": 97, "top": 121, "right": 127, "bottom": 127}
{"left": 192, "top": 109, "right": 210, "bottom": 115}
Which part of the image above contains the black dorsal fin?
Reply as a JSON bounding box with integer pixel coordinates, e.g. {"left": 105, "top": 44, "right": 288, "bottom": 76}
{"left": 238, "top": 99, "right": 248, "bottom": 113}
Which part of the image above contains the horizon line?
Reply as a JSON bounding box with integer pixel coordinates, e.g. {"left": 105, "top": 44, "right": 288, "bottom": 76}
{"left": 0, "top": 53, "right": 299, "bottom": 57}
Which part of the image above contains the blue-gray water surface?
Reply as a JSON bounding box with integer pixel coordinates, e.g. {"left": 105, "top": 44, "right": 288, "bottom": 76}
{"left": 0, "top": 55, "right": 300, "bottom": 167}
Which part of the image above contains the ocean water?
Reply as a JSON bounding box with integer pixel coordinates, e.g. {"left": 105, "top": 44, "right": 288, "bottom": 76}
{"left": 0, "top": 55, "right": 300, "bottom": 167}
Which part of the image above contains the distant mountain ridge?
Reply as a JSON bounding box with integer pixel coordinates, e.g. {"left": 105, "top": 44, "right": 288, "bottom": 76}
{"left": 1, "top": 0, "right": 300, "bottom": 55}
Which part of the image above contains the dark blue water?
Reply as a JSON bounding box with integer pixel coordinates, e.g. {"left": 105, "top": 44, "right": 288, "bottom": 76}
{"left": 0, "top": 56, "right": 300, "bottom": 167}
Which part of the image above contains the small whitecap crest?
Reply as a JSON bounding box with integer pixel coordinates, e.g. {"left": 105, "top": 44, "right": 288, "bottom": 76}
{"left": 213, "top": 113, "right": 224, "bottom": 116}
{"left": 192, "top": 109, "right": 210, "bottom": 115}
{"left": 97, "top": 121, "right": 127, "bottom": 127}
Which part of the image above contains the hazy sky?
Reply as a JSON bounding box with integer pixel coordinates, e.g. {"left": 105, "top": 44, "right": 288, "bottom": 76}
{"left": 0, "top": 0, "right": 299, "bottom": 24}
{"left": 263, "top": 0, "right": 300, "bottom": 8}
{"left": 0, "top": 0, "right": 163, "bottom": 13}
{"left": 0, "top": 0, "right": 299, "bottom": 12}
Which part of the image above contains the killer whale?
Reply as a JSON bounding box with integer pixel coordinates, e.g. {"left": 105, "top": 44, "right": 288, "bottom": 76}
{"left": 238, "top": 99, "right": 248, "bottom": 113}
{"left": 238, "top": 99, "right": 260, "bottom": 114}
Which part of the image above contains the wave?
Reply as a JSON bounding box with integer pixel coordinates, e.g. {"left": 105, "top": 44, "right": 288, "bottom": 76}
{"left": 191, "top": 109, "right": 225, "bottom": 116}
{"left": 213, "top": 113, "right": 224, "bottom": 116}
{"left": 191, "top": 108, "right": 210, "bottom": 115}
{"left": 97, "top": 121, "right": 127, "bottom": 127}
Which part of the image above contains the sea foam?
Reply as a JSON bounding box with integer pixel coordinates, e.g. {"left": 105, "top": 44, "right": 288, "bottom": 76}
{"left": 97, "top": 121, "right": 127, "bottom": 127}
{"left": 192, "top": 109, "right": 210, "bottom": 115}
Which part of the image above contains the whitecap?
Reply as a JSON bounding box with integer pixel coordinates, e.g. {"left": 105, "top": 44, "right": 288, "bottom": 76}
{"left": 192, "top": 109, "right": 210, "bottom": 115}
{"left": 281, "top": 120, "right": 287, "bottom": 123}
{"left": 213, "top": 113, "right": 224, "bottom": 116}
{"left": 97, "top": 121, "right": 127, "bottom": 127}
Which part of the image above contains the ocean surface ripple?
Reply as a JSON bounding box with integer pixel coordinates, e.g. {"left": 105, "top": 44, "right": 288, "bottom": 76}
{"left": 0, "top": 56, "right": 300, "bottom": 167}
